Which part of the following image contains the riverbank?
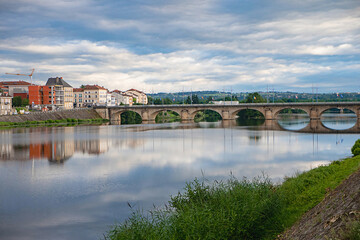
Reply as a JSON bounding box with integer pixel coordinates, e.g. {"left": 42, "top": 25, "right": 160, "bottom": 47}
{"left": 105, "top": 147, "right": 360, "bottom": 239}
{"left": 0, "top": 109, "right": 102, "bottom": 123}
{"left": 0, "top": 117, "right": 109, "bottom": 128}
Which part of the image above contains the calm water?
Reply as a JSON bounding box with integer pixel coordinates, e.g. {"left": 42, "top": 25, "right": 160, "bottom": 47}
{"left": 0, "top": 117, "right": 359, "bottom": 240}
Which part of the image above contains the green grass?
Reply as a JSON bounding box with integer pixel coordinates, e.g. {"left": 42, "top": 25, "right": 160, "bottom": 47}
{"left": 106, "top": 154, "right": 360, "bottom": 240}
{"left": 343, "top": 221, "right": 360, "bottom": 240}
{"left": 0, "top": 118, "right": 109, "bottom": 128}
{"left": 279, "top": 157, "right": 360, "bottom": 227}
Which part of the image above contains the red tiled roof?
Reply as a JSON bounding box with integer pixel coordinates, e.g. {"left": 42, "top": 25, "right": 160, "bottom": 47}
{"left": 126, "top": 88, "right": 144, "bottom": 94}
{"left": 83, "top": 85, "right": 107, "bottom": 90}
{"left": 73, "top": 88, "right": 84, "bottom": 92}
{"left": 111, "top": 89, "right": 126, "bottom": 94}
{"left": 0, "top": 80, "right": 31, "bottom": 86}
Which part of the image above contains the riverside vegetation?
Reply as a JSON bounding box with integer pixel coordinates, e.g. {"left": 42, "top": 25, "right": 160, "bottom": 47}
{"left": 105, "top": 140, "right": 360, "bottom": 240}
{"left": 0, "top": 118, "right": 109, "bottom": 128}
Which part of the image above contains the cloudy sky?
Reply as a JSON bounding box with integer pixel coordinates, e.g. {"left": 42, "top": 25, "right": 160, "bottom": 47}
{"left": 0, "top": 0, "right": 359, "bottom": 93}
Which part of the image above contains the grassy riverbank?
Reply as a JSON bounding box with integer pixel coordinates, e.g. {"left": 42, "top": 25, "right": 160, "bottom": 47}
{"left": 106, "top": 151, "right": 360, "bottom": 239}
{"left": 0, "top": 118, "right": 109, "bottom": 128}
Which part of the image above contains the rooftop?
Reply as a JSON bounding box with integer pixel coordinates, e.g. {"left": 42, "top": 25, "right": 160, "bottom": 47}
{"left": 0, "top": 80, "right": 31, "bottom": 86}
{"left": 73, "top": 88, "right": 84, "bottom": 92}
{"left": 83, "top": 85, "right": 107, "bottom": 90}
{"left": 46, "top": 77, "right": 72, "bottom": 88}
{"left": 126, "top": 89, "right": 145, "bottom": 94}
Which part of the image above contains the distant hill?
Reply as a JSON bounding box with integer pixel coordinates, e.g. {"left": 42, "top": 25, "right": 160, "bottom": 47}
{"left": 148, "top": 91, "right": 360, "bottom": 103}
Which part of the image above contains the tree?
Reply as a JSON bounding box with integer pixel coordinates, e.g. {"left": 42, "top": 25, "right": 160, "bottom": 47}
{"left": 238, "top": 92, "right": 266, "bottom": 120}
{"left": 185, "top": 96, "right": 191, "bottom": 104}
{"left": 22, "top": 98, "right": 29, "bottom": 106}
{"left": 192, "top": 94, "right": 199, "bottom": 104}
{"left": 245, "top": 92, "right": 266, "bottom": 103}
{"left": 12, "top": 96, "right": 22, "bottom": 107}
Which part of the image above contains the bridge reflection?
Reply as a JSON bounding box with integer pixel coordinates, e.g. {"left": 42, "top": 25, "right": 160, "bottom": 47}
{"left": 219, "top": 118, "right": 360, "bottom": 133}
{"left": 0, "top": 118, "right": 358, "bottom": 163}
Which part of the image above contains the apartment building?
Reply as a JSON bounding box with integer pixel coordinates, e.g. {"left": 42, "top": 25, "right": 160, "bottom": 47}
{"left": 125, "top": 89, "right": 148, "bottom": 104}
{"left": 73, "top": 88, "right": 84, "bottom": 108}
{"left": 0, "top": 81, "right": 31, "bottom": 96}
{"left": 0, "top": 93, "right": 12, "bottom": 115}
{"left": 45, "top": 77, "right": 73, "bottom": 109}
{"left": 29, "top": 85, "right": 56, "bottom": 106}
{"left": 111, "top": 90, "right": 133, "bottom": 106}
{"left": 83, "top": 85, "right": 107, "bottom": 106}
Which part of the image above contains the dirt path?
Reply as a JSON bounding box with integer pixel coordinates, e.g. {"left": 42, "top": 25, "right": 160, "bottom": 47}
{"left": 279, "top": 168, "right": 360, "bottom": 240}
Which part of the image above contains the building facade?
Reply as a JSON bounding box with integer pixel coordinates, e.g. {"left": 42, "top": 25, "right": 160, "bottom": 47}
{"left": 111, "top": 90, "right": 133, "bottom": 106}
{"left": 0, "top": 81, "right": 31, "bottom": 97}
{"left": 73, "top": 88, "right": 84, "bottom": 108}
{"left": 83, "top": 85, "right": 107, "bottom": 106}
{"left": 29, "top": 85, "right": 56, "bottom": 106}
{"left": 45, "top": 77, "right": 73, "bottom": 109}
{"left": 0, "top": 93, "right": 12, "bottom": 115}
{"left": 125, "top": 89, "right": 148, "bottom": 104}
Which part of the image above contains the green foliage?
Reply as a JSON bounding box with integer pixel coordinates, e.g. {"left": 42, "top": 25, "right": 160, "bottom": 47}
{"left": 107, "top": 176, "right": 284, "bottom": 240}
{"left": 245, "top": 92, "right": 266, "bottom": 103}
{"left": 12, "top": 96, "right": 29, "bottom": 107}
{"left": 121, "top": 111, "right": 142, "bottom": 124}
{"left": 194, "top": 110, "right": 222, "bottom": 122}
{"left": 237, "top": 109, "right": 265, "bottom": 119}
{"left": 0, "top": 118, "right": 108, "bottom": 128}
{"left": 12, "top": 96, "right": 22, "bottom": 107}
{"left": 22, "top": 98, "right": 29, "bottom": 106}
{"left": 351, "top": 139, "right": 360, "bottom": 156}
{"left": 279, "top": 155, "right": 360, "bottom": 227}
{"left": 106, "top": 149, "right": 360, "bottom": 240}
{"left": 155, "top": 111, "right": 180, "bottom": 123}
{"left": 192, "top": 94, "right": 199, "bottom": 104}
{"left": 342, "top": 221, "right": 360, "bottom": 240}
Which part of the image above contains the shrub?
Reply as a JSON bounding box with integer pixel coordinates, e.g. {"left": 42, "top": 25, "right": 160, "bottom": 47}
{"left": 351, "top": 139, "right": 360, "bottom": 156}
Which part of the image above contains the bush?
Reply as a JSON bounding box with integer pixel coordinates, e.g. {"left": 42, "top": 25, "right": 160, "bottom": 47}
{"left": 107, "top": 176, "right": 285, "bottom": 240}
{"left": 106, "top": 147, "right": 360, "bottom": 240}
{"left": 351, "top": 139, "right": 360, "bottom": 156}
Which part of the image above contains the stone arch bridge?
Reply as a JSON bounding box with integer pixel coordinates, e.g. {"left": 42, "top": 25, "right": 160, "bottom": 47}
{"left": 94, "top": 102, "right": 360, "bottom": 124}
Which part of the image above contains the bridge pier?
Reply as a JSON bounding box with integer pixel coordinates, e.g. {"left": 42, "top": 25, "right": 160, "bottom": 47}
{"left": 110, "top": 113, "right": 121, "bottom": 125}
{"left": 221, "top": 110, "right": 234, "bottom": 120}
{"left": 265, "top": 109, "right": 275, "bottom": 120}
{"left": 309, "top": 107, "right": 321, "bottom": 119}
{"left": 180, "top": 109, "right": 191, "bottom": 121}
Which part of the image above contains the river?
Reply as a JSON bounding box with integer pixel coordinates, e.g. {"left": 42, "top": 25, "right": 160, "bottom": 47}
{"left": 0, "top": 115, "right": 359, "bottom": 240}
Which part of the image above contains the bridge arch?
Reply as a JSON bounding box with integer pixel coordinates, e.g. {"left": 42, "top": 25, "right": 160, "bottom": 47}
{"left": 190, "top": 108, "right": 223, "bottom": 121}
{"left": 318, "top": 106, "right": 358, "bottom": 117}
{"left": 273, "top": 107, "right": 310, "bottom": 119}
{"left": 149, "top": 109, "right": 182, "bottom": 121}
{"left": 231, "top": 108, "right": 266, "bottom": 119}
{"left": 111, "top": 109, "right": 143, "bottom": 124}
{"left": 319, "top": 107, "right": 357, "bottom": 130}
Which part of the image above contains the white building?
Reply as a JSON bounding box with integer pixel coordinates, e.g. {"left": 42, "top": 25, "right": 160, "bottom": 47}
{"left": 83, "top": 85, "right": 108, "bottom": 106}
{"left": 125, "top": 89, "right": 148, "bottom": 105}
{"left": 0, "top": 93, "right": 12, "bottom": 115}
{"left": 111, "top": 90, "right": 133, "bottom": 106}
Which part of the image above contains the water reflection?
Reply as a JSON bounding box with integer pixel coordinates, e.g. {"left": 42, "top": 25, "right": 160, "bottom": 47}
{"left": 0, "top": 119, "right": 359, "bottom": 240}
{"left": 0, "top": 127, "right": 112, "bottom": 163}
{"left": 277, "top": 114, "right": 310, "bottom": 131}
{"left": 321, "top": 113, "right": 357, "bottom": 130}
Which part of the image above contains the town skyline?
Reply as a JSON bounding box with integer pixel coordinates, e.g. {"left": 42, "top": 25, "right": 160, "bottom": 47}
{"left": 0, "top": 1, "right": 359, "bottom": 93}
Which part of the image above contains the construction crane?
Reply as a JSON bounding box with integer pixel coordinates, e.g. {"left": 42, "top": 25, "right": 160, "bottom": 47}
{"left": 5, "top": 68, "right": 35, "bottom": 85}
